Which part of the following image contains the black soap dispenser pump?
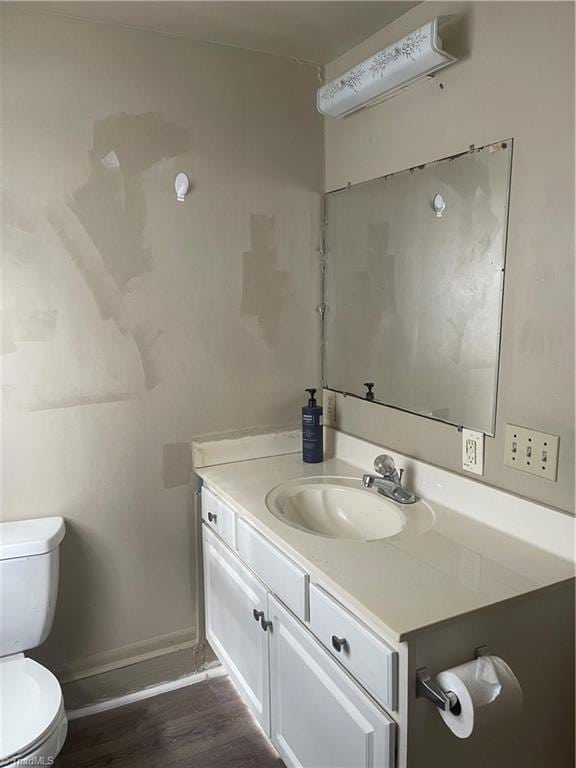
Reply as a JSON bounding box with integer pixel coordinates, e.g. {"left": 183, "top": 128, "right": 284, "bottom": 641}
{"left": 302, "top": 388, "right": 323, "bottom": 464}
{"left": 364, "top": 382, "right": 375, "bottom": 401}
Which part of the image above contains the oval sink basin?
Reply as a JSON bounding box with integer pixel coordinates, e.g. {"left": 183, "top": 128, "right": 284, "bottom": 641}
{"left": 265, "top": 477, "right": 434, "bottom": 542}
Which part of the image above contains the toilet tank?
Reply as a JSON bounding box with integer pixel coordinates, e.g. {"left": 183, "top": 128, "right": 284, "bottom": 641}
{"left": 0, "top": 517, "right": 65, "bottom": 657}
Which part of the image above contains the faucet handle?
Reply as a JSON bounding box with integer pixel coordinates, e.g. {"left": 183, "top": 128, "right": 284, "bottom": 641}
{"left": 374, "top": 454, "right": 396, "bottom": 478}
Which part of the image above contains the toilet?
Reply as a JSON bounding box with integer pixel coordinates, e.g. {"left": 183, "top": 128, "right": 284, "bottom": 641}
{"left": 0, "top": 517, "right": 67, "bottom": 767}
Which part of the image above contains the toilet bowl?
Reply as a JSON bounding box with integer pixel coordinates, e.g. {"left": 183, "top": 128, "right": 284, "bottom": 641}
{"left": 0, "top": 656, "right": 67, "bottom": 767}
{"left": 0, "top": 518, "right": 67, "bottom": 767}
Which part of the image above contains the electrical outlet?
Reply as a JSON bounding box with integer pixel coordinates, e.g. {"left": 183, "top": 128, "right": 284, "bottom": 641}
{"left": 462, "top": 428, "right": 484, "bottom": 475}
{"left": 324, "top": 390, "right": 337, "bottom": 427}
{"left": 504, "top": 424, "right": 559, "bottom": 481}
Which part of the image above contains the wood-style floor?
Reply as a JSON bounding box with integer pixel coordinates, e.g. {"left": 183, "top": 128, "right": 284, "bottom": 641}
{"left": 56, "top": 675, "right": 285, "bottom": 768}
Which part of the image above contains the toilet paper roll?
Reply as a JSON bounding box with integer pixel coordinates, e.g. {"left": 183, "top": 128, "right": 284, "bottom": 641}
{"left": 436, "top": 655, "right": 523, "bottom": 739}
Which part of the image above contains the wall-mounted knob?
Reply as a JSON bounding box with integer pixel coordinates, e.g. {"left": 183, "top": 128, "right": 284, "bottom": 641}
{"left": 331, "top": 635, "right": 347, "bottom": 652}
{"left": 433, "top": 193, "right": 446, "bottom": 218}
{"left": 175, "top": 172, "right": 190, "bottom": 202}
{"left": 208, "top": 512, "right": 217, "bottom": 523}
{"left": 364, "top": 383, "right": 375, "bottom": 401}
{"left": 253, "top": 609, "right": 264, "bottom": 622}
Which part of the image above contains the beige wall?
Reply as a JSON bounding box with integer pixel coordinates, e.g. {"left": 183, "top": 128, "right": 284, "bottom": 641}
{"left": 0, "top": 8, "right": 323, "bottom": 679}
{"left": 324, "top": 1, "right": 574, "bottom": 513}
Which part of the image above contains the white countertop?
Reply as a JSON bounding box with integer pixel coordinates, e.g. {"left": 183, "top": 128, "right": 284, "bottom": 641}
{"left": 196, "top": 432, "right": 574, "bottom": 642}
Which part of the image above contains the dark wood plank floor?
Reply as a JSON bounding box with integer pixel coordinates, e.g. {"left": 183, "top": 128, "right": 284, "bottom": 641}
{"left": 57, "top": 675, "right": 285, "bottom": 768}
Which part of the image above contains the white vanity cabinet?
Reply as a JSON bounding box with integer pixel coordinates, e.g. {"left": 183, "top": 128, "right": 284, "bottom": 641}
{"left": 197, "top": 439, "right": 576, "bottom": 768}
{"left": 203, "top": 526, "right": 270, "bottom": 732}
{"left": 201, "top": 487, "right": 397, "bottom": 768}
{"left": 268, "top": 594, "right": 396, "bottom": 768}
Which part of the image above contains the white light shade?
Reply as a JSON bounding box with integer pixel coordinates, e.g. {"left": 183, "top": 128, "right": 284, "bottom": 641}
{"left": 317, "top": 18, "right": 456, "bottom": 118}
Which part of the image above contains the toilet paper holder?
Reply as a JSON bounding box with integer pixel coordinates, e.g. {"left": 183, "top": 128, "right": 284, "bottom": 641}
{"left": 416, "top": 645, "right": 489, "bottom": 715}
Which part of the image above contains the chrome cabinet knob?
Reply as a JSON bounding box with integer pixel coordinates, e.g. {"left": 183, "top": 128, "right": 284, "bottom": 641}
{"left": 331, "top": 635, "right": 347, "bottom": 652}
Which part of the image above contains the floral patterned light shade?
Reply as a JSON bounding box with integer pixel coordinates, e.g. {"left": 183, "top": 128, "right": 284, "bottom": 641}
{"left": 317, "top": 18, "right": 457, "bottom": 118}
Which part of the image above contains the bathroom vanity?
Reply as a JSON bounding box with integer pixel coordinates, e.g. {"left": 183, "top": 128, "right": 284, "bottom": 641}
{"left": 195, "top": 430, "right": 574, "bottom": 768}
{"left": 195, "top": 121, "right": 571, "bottom": 768}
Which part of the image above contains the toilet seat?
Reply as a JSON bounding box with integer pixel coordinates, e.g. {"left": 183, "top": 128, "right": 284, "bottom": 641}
{"left": 0, "top": 656, "right": 66, "bottom": 765}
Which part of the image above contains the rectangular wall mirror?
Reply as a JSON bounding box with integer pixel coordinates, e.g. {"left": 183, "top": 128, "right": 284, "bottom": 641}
{"left": 323, "top": 140, "right": 513, "bottom": 435}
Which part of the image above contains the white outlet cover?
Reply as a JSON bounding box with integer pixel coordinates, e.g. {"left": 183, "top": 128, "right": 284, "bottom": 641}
{"left": 324, "top": 390, "right": 336, "bottom": 427}
{"left": 462, "top": 428, "right": 484, "bottom": 475}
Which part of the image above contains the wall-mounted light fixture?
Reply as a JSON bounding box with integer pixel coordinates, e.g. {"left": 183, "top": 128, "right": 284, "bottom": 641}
{"left": 175, "top": 173, "right": 190, "bottom": 202}
{"left": 317, "top": 17, "right": 457, "bottom": 118}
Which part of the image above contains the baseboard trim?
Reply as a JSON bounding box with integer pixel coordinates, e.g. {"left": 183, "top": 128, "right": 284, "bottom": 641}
{"left": 57, "top": 629, "right": 198, "bottom": 684}
{"left": 66, "top": 664, "right": 226, "bottom": 721}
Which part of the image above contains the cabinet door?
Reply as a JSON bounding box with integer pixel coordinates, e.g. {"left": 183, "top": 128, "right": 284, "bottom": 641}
{"left": 268, "top": 595, "right": 395, "bottom": 768}
{"left": 203, "top": 525, "right": 271, "bottom": 733}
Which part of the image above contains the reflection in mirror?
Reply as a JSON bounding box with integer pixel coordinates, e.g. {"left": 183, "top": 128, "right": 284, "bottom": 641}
{"left": 323, "top": 141, "right": 512, "bottom": 435}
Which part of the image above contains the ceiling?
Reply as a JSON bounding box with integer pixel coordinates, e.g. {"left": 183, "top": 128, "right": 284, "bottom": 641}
{"left": 21, "top": 1, "right": 420, "bottom": 64}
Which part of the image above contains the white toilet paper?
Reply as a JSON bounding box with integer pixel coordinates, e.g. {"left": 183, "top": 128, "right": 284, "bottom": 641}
{"left": 436, "top": 655, "right": 523, "bottom": 739}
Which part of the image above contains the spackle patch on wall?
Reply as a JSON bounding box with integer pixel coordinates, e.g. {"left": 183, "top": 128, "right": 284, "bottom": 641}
{"left": 1, "top": 191, "right": 38, "bottom": 265}
{"left": 0, "top": 322, "right": 17, "bottom": 355}
{"left": 163, "top": 443, "right": 193, "bottom": 489}
{"left": 241, "top": 214, "right": 292, "bottom": 344}
{"left": 47, "top": 208, "right": 127, "bottom": 328}
{"left": 24, "top": 393, "right": 132, "bottom": 412}
{"left": 47, "top": 207, "right": 166, "bottom": 396}
{"left": 0, "top": 310, "right": 58, "bottom": 343}
{"left": 133, "top": 325, "right": 165, "bottom": 391}
{"left": 2, "top": 223, "right": 37, "bottom": 268}
{"left": 41, "top": 113, "right": 193, "bottom": 401}
{"left": 69, "top": 112, "right": 192, "bottom": 292}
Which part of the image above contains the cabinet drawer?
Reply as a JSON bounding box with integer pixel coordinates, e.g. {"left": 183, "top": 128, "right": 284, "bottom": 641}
{"left": 309, "top": 584, "right": 398, "bottom": 711}
{"left": 201, "top": 487, "right": 236, "bottom": 549}
{"left": 236, "top": 518, "right": 309, "bottom": 621}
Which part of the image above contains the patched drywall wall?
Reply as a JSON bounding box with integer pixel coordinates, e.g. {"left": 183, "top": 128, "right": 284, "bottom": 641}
{"left": 323, "top": 1, "right": 574, "bottom": 513}
{"left": 0, "top": 8, "right": 323, "bottom": 679}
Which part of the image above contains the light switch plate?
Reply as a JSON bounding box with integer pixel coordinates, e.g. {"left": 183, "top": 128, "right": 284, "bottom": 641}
{"left": 324, "top": 390, "right": 337, "bottom": 427}
{"left": 462, "top": 428, "right": 484, "bottom": 475}
{"left": 504, "top": 424, "right": 559, "bottom": 481}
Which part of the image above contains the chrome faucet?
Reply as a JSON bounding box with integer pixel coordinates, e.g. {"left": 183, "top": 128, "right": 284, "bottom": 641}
{"left": 362, "top": 454, "right": 418, "bottom": 505}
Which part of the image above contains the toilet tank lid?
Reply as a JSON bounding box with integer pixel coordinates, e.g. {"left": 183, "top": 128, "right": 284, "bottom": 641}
{"left": 0, "top": 517, "right": 65, "bottom": 560}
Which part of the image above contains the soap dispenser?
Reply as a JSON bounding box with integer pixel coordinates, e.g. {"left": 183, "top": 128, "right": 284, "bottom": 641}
{"left": 302, "top": 388, "right": 323, "bottom": 463}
